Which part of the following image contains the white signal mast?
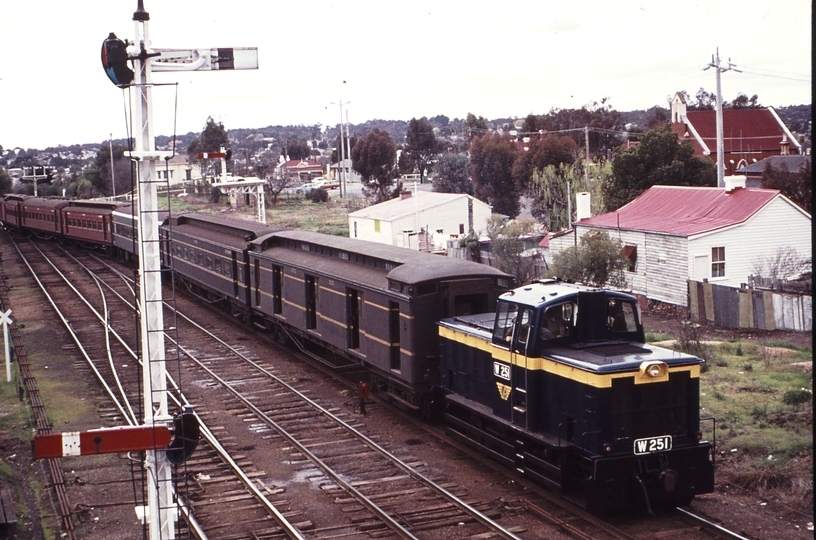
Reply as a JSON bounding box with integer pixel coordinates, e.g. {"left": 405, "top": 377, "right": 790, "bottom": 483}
{"left": 107, "top": 2, "right": 258, "bottom": 538}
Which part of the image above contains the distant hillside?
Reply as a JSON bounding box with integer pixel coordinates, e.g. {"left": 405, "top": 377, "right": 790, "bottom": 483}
{"left": 5, "top": 103, "right": 808, "bottom": 170}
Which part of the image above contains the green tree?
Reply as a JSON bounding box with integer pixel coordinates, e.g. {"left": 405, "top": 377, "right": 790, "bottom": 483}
{"left": 285, "top": 138, "right": 311, "bottom": 160}
{"left": 602, "top": 125, "right": 715, "bottom": 211}
{"left": 351, "top": 128, "right": 397, "bottom": 203}
{"left": 512, "top": 134, "right": 579, "bottom": 192}
{"left": 539, "top": 98, "right": 623, "bottom": 159}
{"left": 187, "top": 117, "right": 230, "bottom": 178}
{"left": 529, "top": 159, "right": 609, "bottom": 232}
{"left": 469, "top": 134, "right": 520, "bottom": 218}
{"left": 405, "top": 117, "right": 444, "bottom": 178}
{"left": 730, "top": 93, "right": 761, "bottom": 109}
{"left": 0, "top": 167, "right": 12, "bottom": 196}
{"left": 432, "top": 153, "right": 473, "bottom": 195}
{"left": 87, "top": 143, "right": 131, "bottom": 196}
{"left": 761, "top": 159, "right": 811, "bottom": 213}
{"left": 486, "top": 216, "right": 541, "bottom": 285}
{"left": 550, "top": 230, "right": 628, "bottom": 288}
{"left": 463, "top": 113, "right": 489, "bottom": 140}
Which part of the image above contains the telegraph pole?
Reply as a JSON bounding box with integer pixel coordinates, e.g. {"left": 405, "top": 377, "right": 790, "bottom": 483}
{"left": 331, "top": 100, "right": 350, "bottom": 197}
{"left": 705, "top": 48, "right": 740, "bottom": 187}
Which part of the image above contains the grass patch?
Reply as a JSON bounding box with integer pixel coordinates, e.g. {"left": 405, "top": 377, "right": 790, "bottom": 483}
{"left": 645, "top": 331, "right": 673, "bottom": 343}
{"left": 697, "top": 335, "right": 813, "bottom": 508}
{"left": 161, "top": 193, "right": 353, "bottom": 237}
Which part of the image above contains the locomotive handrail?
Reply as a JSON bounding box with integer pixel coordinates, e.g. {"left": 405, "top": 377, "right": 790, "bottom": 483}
{"left": 700, "top": 416, "right": 717, "bottom": 467}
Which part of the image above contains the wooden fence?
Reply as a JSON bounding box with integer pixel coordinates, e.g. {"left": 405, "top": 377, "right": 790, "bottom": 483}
{"left": 688, "top": 280, "right": 812, "bottom": 332}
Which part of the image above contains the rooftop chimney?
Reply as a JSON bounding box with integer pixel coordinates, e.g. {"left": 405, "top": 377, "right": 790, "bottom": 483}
{"left": 780, "top": 135, "right": 790, "bottom": 156}
{"left": 724, "top": 176, "right": 747, "bottom": 192}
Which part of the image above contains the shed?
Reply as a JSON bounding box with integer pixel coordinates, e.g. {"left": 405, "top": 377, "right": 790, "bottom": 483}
{"left": 348, "top": 191, "right": 492, "bottom": 252}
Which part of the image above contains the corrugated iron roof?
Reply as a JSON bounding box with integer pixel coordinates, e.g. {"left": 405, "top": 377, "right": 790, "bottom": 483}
{"left": 683, "top": 109, "right": 799, "bottom": 153}
{"left": 575, "top": 185, "right": 780, "bottom": 236}
{"left": 348, "top": 191, "right": 486, "bottom": 221}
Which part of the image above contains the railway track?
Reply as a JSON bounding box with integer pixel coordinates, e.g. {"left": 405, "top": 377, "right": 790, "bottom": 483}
{"left": 6, "top": 237, "right": 527, "bottom": 539}
{"left": 2, "top": 234, "right": 756, "bottom": 540}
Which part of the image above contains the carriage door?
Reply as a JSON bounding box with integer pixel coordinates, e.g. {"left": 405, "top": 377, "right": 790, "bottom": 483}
{"left": 389, "top": 302, "right": 400, "bottom": 370}
{"left": 510, "top": 308, "right": 533, "bottom": 429}
{"left": 305, "top": 275, "right": 317, "bottom": 330}
{"left": 231, "top": 252, "right": 239, "bottom": 298}
{"left": 347, "top": 288, "right": 361, "bottom": 349}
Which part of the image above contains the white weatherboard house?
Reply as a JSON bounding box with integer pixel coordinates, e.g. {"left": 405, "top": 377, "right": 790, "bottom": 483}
{"left": 348, "top": 191, "right": 492, "bottom": 251}
{"left": 549, "top": 183, "right": 812, "bottom": 306}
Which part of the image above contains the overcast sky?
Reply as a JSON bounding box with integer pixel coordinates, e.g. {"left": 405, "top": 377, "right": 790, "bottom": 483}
{"left": 1, "top": 1, "right": 811, "bottom": 150}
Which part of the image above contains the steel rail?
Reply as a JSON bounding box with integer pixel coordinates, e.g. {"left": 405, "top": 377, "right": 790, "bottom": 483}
{"left": 11, "top": 239, "right": 133, "bottom": 423}
{"left": 172, "top": 308, "right": 524, "bottom": 540}
{"left": 26, "top": 241, "right": 139, "bottom": 424}
{"left": 12, "top": 241, "right": 218, "bottom": 539}
{"left": 68, "top": 249, "right": 305, "bottom": 539}
{"left": 674, "top": 507, "right": 752, "bottom": 540}
{"left": 89, "top": 250, "right": 524, "bottom": 539}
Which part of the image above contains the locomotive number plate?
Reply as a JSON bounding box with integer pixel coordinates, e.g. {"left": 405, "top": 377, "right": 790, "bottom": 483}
{"left": 493, "top": 362, "right": 511, "bottom": 381}
{"left": 634, "top": 435, "right": 672, "bottom": 455}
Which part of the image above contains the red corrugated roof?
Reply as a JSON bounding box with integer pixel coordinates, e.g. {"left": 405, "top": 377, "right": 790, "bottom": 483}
{"left": 684, "top": 109, "right": 790, "bottom": 153}
{"left": 575, "top": 185, "right": 780, "bottom": 236}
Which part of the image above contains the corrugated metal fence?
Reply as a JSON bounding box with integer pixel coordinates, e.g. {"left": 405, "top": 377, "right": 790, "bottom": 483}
{"left": 688, "top": 280, "right": 812, "bottom": 332}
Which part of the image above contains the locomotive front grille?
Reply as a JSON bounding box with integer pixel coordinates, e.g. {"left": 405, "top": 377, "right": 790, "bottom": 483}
{"left": 610, "top": 371, "right": 691, "bottom": 441}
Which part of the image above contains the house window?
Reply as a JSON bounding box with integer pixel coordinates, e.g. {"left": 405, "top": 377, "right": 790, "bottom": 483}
{"left": 374, "top": 219, "right": 381, "bottom": 233}
{"left": 711, "top": 247, "right": 725, "bottom": 277}
{"left": 353, "top": 222, "right": 357, "bottom": 238}
{"left": 459, "top": 224, "right": 465, "bottom": 235}
{"left": 623, "top": 245, "right": 637, "bottom": 272}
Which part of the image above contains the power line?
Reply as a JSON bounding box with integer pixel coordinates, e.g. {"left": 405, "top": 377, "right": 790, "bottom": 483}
{"left": 739, "top": 69, "right": 810, "bottom": 83}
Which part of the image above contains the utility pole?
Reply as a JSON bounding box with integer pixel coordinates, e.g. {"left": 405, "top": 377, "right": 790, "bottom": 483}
{"left": 705, "top": 48, "right": 740, "bottom": 187}
{"left": 109, "top": 134, "right": 116, "bottom": 198}
{"left": 331, "top": 100, "right": 350, "bottom": 197}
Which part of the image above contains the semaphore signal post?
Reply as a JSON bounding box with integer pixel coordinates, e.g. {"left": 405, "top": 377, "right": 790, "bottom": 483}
{"left": 102, "top": 0, "right": 258, "bottom": 540}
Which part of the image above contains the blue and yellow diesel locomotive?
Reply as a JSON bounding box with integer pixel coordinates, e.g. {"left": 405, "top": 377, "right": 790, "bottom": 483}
{"left": 438, "top": 279, "right": 714, "bottom": 514}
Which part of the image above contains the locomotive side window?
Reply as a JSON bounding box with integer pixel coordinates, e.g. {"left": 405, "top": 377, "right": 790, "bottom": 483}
{"left": 607, "top": 298, "right": 638, "bottom": 334}
{"left": 538, "top": 302, "right": 576, "bottom": 341}
{"left": 492, "top": 301, "right": 519, "bottom": 346}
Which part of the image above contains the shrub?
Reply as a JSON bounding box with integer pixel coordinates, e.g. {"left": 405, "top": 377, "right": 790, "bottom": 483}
{"left": 782, "top": 389, "right": 812, "bottom": 407}
{"left": 307, "top": 187, "right": 329, "bottom": 203}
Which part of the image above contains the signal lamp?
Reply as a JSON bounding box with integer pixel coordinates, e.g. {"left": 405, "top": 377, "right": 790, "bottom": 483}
{"left": 101, "top": 33, "right": 134, "bottom": 87}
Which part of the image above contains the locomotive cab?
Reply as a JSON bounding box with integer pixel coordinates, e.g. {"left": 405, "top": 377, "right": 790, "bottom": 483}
{"left": 492, "top": 286, "right": 645, "bottom": 355}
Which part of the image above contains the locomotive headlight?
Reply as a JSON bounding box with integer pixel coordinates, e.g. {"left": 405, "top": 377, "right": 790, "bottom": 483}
{"left": 637, "top": 361, "right": 668, "bottom": 383}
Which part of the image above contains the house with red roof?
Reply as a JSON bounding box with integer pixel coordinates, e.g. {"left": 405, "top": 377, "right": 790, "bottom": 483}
{"left": 549, "top": 182, "right": 811, "bottom": 306}
{"left": 670, "top": 92, "right": 801, "bottom": 176}
{"left": 275, "top": 159, "right": 324, "bottom": 183}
